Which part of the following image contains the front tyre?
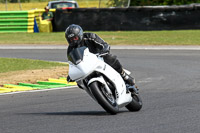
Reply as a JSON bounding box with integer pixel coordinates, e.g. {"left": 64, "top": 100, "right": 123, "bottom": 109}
{"left": 126, "top": 93, "right": 142, "bottom": 111}
{"left": 89, "top": 81, "right": 119, "bottom": 115}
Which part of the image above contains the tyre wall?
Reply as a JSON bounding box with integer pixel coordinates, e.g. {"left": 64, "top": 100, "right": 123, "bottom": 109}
{"left": 53, "top": 5, "right": 200, "bottom": 31}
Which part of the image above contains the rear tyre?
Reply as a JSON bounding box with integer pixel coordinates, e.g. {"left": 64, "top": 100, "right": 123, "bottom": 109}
{"left": 126, "top": 93, "right": 142, "bottom": 111}
{"left": 89, "top": 81, "right": 119, "bottom": 115}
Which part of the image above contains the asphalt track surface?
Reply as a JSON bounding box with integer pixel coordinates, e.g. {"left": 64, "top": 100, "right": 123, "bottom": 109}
{"left": 0, "top": 46, "right": 200, "bottom": 133}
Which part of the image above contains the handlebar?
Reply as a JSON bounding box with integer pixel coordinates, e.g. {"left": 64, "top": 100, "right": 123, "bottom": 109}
{"left": 96, "top": 52, "right": 109, "bottom": 57}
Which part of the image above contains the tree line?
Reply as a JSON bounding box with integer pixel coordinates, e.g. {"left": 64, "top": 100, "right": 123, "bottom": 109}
{"left": 108, "top": 0, "right": 200, "bottom": 7}
{"left": 130, "top": 0, "right": 200, "bottom": 6}
{"left": 1, "top": 0, "right": 200, "bottom": 6}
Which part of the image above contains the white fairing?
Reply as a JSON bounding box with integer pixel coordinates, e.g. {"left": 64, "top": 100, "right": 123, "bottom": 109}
{"left": 68, "top": 48, "right": 132, "bottom": 107}
{"left": 88, "top": 62, "right": 132, "bottom": 106}
{"left": 68, "top": 48, "right": 98, "bottom": 80}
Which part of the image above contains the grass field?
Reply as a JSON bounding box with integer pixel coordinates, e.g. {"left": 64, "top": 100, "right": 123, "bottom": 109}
{"left": 1, "top": 30, "right": 200, "bottom": 45}
{"left": 0, "top": 58, "right": 67, "bottom": 73}
{"left": 0, "top": 0, "right": 108, "bottom": 11}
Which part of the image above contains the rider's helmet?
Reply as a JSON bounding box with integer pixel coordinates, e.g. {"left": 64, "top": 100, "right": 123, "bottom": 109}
{"left": 65, "top": 24, "right": 83, "bottom": 47}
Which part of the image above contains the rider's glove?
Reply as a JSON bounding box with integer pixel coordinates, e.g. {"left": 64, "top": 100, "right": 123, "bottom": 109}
{"left": 67, "top": 75, "right": 74, "bottom": 82}
{"left": 101, "top": 45, "right": 110, "bottom": 55}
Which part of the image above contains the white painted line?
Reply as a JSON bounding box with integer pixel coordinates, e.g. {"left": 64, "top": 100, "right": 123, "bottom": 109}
{"left": 111, "top": 45, "right": 200, "bottom": 50}
{"left": 0, "top": 86, "right": 77, "bottom": 96}
{"left": 1, "top": 45, "right": 200, "bottom": 50}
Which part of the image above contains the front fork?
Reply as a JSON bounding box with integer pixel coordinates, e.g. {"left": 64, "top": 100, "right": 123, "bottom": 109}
{"left": 88, "top": 76, "right": 113, "bottom": 95}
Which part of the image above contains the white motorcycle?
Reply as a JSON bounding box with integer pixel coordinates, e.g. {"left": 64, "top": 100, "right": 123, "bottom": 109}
{"left": 67, "top": 46, "right": 142, "bottom": 115}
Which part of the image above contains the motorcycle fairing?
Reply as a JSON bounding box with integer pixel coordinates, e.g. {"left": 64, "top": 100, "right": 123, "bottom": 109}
{"left": 68, "top": 47, "right": 132, "bottom": 107}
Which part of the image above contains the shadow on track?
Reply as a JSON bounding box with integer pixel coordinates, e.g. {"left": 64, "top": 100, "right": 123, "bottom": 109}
{"left": 18, "top": 110, "right": 128, "bottom": 116}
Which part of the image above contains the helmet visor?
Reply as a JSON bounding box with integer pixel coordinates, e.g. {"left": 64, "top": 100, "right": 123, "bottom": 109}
{"left": 69, "top": 36, "right": 79, "bottom": 42}
{"left": 67, "top": 36, "right": 81, "bottom": 46}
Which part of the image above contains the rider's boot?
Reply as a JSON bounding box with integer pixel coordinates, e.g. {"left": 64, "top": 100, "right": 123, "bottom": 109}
{"left": 121, "top": 69, "right": 135, "bottom": 85}
{"left": 121, "top": 70, "right": 138, "bottom": 93}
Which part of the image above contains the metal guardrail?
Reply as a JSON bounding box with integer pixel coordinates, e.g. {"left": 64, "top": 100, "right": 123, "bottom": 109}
{"left": 0, "top": 11, "right": 34, "bottom": 33}
{"left": 0, "top": 9, "right": 55, "bottom": 33}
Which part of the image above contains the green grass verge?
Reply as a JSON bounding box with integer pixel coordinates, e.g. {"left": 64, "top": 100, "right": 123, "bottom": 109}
{"left": 1, "top": 30, "right": 200, "bottom": 45}
{"left": 0, "top": 58, "right": 67, "bottom": 73}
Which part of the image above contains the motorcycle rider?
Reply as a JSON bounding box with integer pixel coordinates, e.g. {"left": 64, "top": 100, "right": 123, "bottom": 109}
{"left": 65, "top": 24, "right": 135, "bottom": 92}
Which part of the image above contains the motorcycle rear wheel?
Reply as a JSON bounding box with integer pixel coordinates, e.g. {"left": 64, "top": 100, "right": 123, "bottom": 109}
{"left": 125, "top": 93, "right": 142, "bottom": 111}
{"left": 89, "top": 81, "right": 119, "bottom": 115}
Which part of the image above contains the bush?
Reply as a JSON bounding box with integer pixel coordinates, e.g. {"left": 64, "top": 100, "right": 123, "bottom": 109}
{"left": 107, "top": 0, "right": 130, "bottom": 7}
{"left": 130, "top": 0, "right": 200, "bottom": 6}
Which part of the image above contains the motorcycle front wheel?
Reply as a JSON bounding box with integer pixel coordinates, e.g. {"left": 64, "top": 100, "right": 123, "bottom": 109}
{"left": 125, "top": 93, "right": 142, "bottom": 111}
{"left": 89, "top": 81, "right": 119, "bottom": 115}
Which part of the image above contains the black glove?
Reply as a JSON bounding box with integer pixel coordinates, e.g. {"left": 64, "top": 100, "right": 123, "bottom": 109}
{"left": 103, "top": 45, "right": 110, "bottom": 53}
{"left": 100, "top": 45, "right": 110, "bottom": 55}
{"left": 67, "top": 75, "right": 74, "bottom": 82}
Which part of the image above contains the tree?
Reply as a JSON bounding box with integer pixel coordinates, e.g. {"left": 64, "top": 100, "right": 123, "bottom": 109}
{"left": 107, "top": 0, "right": 130, "bottom": 7}
{"left": 9, "top": 0, "right": 30, "bottom": 3}
{"left": 130, "top": 0, "right": 200, "bottom": 6}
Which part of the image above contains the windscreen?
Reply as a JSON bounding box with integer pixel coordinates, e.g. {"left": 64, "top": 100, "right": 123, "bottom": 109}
{"left": 52, "top": 2, "right": 76, "bottom": 8}
{"left": 68, "top": 46, "right": 87, "bottom": 65}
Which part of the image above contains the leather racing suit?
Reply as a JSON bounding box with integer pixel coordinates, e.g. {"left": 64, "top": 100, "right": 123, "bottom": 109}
{"left": 67, "top": 32, "right": 123, "bottom": 74}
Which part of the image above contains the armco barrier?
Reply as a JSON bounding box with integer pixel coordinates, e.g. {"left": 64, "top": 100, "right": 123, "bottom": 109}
{"left": 0, "top": 9, "right": 55, "bottom": 33}
{"left": 0, "top": 11, "right": 34, "bottom": 33}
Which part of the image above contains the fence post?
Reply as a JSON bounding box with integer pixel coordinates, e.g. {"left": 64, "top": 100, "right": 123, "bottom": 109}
{"left": 18, "top": 0, "right": 22, "bottom": 11}
{"left": 5, "top": 0, "right": 8, "bottom": 11}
